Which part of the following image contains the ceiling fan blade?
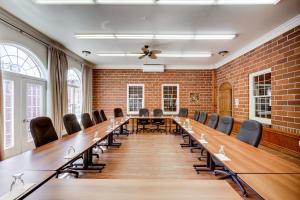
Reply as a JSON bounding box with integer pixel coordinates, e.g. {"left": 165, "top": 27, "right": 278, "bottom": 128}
{"left": 139, "top": 54, "right": 147, "bottom": 59}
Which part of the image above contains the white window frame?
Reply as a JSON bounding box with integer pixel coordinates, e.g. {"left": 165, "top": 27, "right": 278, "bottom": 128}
{"left": 67, "top": 68, "right": 82, "bottom": 121}
{"left": 161, "top": 84, "right": 180, "bottom": 115}
{"left": 127, "top": 84, "right": 145, "bottom": 115}
{"left": 249, "top": 68, "right": 272, "bottom": 125}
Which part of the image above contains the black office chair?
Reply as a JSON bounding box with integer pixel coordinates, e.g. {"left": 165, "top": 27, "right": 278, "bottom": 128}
{"left": 81, "top": 113, "right": 94, "bottom": 129}
{"left": 30, "top": 117, "right": 79, "bottom": 178}
{"left": 173, "top": 108, "right": 189, "bottom": 134}
{"left": 137, "top": 108, "right": 151, "bottom": 133}
{"left": 63, "top": 114, "right": 81, "bottom": 135}
{"left": 217, "top": 116, "right": 234, "bottom": 135}
{"left": 207, "top": 113, "right": 219, "bottom": 129}
{"left": 113, "top": 108, "right": 130, "bottom": 135}
{"left": 92, "top": 110, "right": 103, "bottom": 124}
{"left": 30, "top": 117, "right": 59, "bottom": 148}
{"left": 152, "top": 108, "right": 166, "bottom": 133}
{"left": 100, "top": 109, "right": 107, "bottom": 121}
{"left": 212, "top": 120, "right": 263, "bottom": 197}
{"left": 193, "top": 110, "right": 200, "bottom": 121}
{"left": 198, "top": 112, "right": 208, "bottom": 124}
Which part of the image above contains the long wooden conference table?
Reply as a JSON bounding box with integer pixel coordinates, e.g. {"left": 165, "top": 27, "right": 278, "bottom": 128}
{"left": 0, "top": 116, "right": 299, "bottom": 199}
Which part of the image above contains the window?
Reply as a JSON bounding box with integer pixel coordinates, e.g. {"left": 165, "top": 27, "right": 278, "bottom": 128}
{"left": 162, "top": 84, "right": 179, "bottom": 114}
{"left": 127, "top": 84, "right": 144, "bottom": 115}
{"left": 0, "top": 44, "right": 44, "bottom": 78}
{"left": 67, "top": 69, "right": 82, "bottom": 120}
{"left": 249, "top": 68, "right": 271, "bottom": 124}
{"left": 1, "top": 43, "right": 46, "bottom": 158}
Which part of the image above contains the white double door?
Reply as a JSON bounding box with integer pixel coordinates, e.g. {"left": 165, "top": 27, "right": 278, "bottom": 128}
{"left": 3, "top": 72, "right": 46, "bottom": 158}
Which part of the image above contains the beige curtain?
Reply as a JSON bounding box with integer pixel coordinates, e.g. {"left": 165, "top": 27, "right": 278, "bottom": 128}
{"left": 82, "top": 64, "right": 93, "bottom": 114}
{"left": 0, "top": 61, "right": 4, "bottom": 160}
{"left": 48, "top": 47, "right": 68, "bottom": 136}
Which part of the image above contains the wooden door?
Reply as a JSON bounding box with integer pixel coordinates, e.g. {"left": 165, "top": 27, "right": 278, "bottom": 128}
{"left": 219, "top": 82, "right": 232, "bottom": 117}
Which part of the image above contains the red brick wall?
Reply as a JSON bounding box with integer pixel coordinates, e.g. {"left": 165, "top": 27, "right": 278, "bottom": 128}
{"left": 216, "top": 26, "right": 300, "bottom": 134}
{"left": 92, "top": 69, "right": 214, "bottom": 118}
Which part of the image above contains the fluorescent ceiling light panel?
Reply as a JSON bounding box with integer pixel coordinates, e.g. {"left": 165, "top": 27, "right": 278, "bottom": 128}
{"left": 33, "top": 0, "right": 280, "bottom": 4}
{"left": 74, "top": 34, "right": 115, "bottom": 39}
{"left": 34, "top": 0, "right": 94, "bottom": 4}
{"left": 158, "top": 53, "right": 211, "bottom": 57}
{"left": 157, "top": 0, "right": 215, "bottom": 5}
{"left": 96, "top": 53, "right": 211, "bottom": 57}
{"left": 96, "top": 0, "right": 154, "bottom": 4}
{"left": 116, "top": 34, "right": 154, "bottom": 39}
{"left": 217, "top": 0, "right": 280, "bottom": 4}
{"left": 75, "top": 34, "right": 235, "bottom": 40}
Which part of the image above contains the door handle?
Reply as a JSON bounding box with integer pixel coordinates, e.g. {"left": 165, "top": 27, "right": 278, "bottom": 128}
{"left": 23, "top": 119, "right": 30, "bottom": 123}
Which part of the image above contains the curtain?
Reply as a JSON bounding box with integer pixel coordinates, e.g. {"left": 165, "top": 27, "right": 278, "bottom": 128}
{"left": 48, "top": 47, "right": 68, "bottom": 136}
{"left": 0, "top": 61, "right": 4, "bottom": 160}
{"left": 82, "top": 64, "right": 93, "bottom": 115}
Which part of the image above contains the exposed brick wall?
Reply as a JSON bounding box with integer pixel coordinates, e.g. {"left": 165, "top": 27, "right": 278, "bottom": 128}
{"left": 216, "top": 25, "right": 300, "bottom": 134}
{"left": 93, "top": 69, "right": 214, "bottom": 118}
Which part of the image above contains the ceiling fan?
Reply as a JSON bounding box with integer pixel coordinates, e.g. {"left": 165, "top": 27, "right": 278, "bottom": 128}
{"left": 137, "top": 45, "right": 162, "bottom": 59}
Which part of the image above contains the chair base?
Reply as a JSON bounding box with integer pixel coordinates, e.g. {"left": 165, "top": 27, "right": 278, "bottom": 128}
{"left": 214, "top": 169, "right": 248, "bottom": 197}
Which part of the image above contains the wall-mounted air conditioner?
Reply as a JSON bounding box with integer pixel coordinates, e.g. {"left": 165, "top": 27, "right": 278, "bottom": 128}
{"left": 142, "top": 64, "right": 164, "bottom": 72}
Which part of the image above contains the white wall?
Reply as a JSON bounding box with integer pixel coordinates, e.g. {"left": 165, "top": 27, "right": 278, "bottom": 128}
{"left": 0, "top": 22, "right": 48, "bottom": 70}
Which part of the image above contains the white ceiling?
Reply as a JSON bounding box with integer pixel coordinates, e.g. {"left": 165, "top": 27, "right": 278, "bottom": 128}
{"left": 0, "top": 0, "right": 299, "bottom": 68}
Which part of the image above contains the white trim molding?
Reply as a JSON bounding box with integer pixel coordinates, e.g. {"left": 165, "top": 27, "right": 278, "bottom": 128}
{"left": 95, "top": 65, "right": 215, "bottom": 70}
{"left": 249, "top": 68, "right": 272, "bottom": 125}
{"left": 216, "top": 14, "right": 300, "bottom": 68}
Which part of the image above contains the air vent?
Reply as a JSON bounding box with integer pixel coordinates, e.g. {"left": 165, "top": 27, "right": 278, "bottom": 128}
{"left": 142, "top": 64, "right": 164, "bottom": 72}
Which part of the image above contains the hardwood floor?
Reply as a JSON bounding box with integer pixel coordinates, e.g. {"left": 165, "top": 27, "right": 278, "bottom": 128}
{"left": 80, "top": 132, "right": 261, "bottom": 199}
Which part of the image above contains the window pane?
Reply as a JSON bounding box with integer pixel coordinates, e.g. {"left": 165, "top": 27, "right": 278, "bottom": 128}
{"left": 0, "top": 44, "right": 43, "bottom": 78}
{"left": 128, "top": 85, "right": 143, "bottom": 113}
{"left": 163, "top": 85, "right": 178, "bottom": 113}
{"left": 67, "top": 69, "right": 82, "bottom": 121}
{"left": 3, "top": 80, "right": 14, "bottom": 149}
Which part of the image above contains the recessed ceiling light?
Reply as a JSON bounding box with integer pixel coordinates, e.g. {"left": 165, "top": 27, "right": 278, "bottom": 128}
{"left": 75, "top": 34, "right": 236, "bottom": 40}
{"left": 33, "top": 0, "right": 94, "bottom": 4}
{"left": 96, "top": 53, "right": 212, "bottom": 57}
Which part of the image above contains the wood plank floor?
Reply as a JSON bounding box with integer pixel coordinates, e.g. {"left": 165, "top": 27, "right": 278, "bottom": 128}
{"left": 80, "top": 132, "right": 261, "bottom": 199}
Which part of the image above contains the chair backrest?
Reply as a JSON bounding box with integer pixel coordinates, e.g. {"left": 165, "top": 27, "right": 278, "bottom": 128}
{"left": 207, "top": 113, "right": 219, "bottom": 129}
{"left": 193, "top": 110, "right": 200, "bottom": 121}
{"left": 81, "top": 113, "right": 94, "bottom": 129}
{"left": 236, "top": 120, "right": 262, "bottom": 147}
{"left": 178, "top": 108, "right": 188, "bottom": 117}
{"left": 63, "top": 114, "right": 81, "bottom": 135}
{"left": 100, "top": 109, "right": 107, "bottom": 121}
{"left": 30, "top": 117, "right": 58, "bottom": 148}
{"left": 114, "top": 108, "right": 124, "bottom": 118}
{"left": 217, "top": 116, "right": 234, "bottom": 135}
{"left": 139, "top": 108, "right": 149, "bottom": 117}
{"left": 92, "top": 110, "right": 103, "bottom": 124}
{"left": 198, "top": 112, "right": 208, "bottom": 124}
{"left": 153, "top": 108, "right": 163, "bottom": 116}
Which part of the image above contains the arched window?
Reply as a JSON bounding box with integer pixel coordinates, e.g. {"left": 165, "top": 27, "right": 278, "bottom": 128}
{"left": 67, "top": 69, "right": 82, "bottom": 120}
{"left": 0, "top": 43, "right": 46, "bottom": 158}
{"left": 0, "top": 44, "right": 44, "bottom": 78}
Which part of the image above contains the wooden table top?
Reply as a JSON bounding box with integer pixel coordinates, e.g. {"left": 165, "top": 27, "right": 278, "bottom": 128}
{"left": 0, "top": 169, "right": 55, "bottom": 198}
{"left": 25, "top": 179, "right": 242, "bottom": 200}
{"left": 238, "top": 174, "right": 300, "bottom": 200}
{"left": 176, "top": 118, "right": 300, "bottom": 174}
{"left": 0, "top": 118, "right": 128, "bottom": 171}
